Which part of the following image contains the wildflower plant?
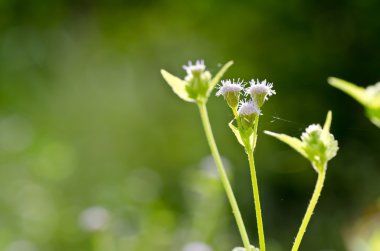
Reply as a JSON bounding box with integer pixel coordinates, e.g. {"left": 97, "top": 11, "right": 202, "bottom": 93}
{"left": 161, "top": 60, "right": 253, "bottom": 251}
{"left": 217, "top": 78, "right": 275, "bottom": 251}
{"left": 328, "top": 77, "right": 380, "bottom": 128}
{"left": 265, "top": 111, "right": 338, "bottom": 251}
{"left": 161, "top": 59, "right": 339, "bottom": 251}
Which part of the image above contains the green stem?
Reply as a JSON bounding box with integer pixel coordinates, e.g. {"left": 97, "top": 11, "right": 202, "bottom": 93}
{"left": 197, "top": 102, "right": 251, "bottom": 251}
{"left": 291, "top": 168, "right": 326, "bottom": 251}
{"left": 247, "top": 150, "right": 266, "bottom": 251}
{"left": 252, "top": 116, "right": 260, "bottom": 150}
{"left": 232, "top": 107, "right": 242, "bottom": 128}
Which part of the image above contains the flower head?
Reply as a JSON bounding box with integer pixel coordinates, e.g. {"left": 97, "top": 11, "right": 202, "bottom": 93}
{"left": 216, "top": 79, "right": 244, "bottom": 108}
{"left": 216, "top": 79, "right": 244, "bottom": 96}
{"left": 182, "top": 60, "right": 212, "bottom": 100}
{"left": 238, "top": 100, "right": 261, "bottom": 116}
{"left": 183, "top": 60, "right": 206, "bottom": 75}
{"left": 246, "top": 79, "right": 276, "bottom": 107}
{"left": 161, "top": 60, "right": 233, "bottom": 103}
{"left": 300, "top": 123, "right": 338, "bottom": 170}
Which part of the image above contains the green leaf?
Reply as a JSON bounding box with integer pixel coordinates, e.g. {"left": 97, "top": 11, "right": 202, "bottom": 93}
{"left": 264, "top": 131, "right": 307, "bottom": 158}
{"left": 229, "top": 120, "right": 245, "bottom": 146}
{"left": 321, "top": 111, "right": 332, "bottom": 142}
{"left": 329, "top": 77, "right": 380, "bottom": 128}
{"left": 328, "top": 77, "right": 367, "bottom": 106}
{"left": 161, "top": 69, "right": 194, "bottom": 102}
{"left": 207, "top": 60, "right": 234, "bottom": 97}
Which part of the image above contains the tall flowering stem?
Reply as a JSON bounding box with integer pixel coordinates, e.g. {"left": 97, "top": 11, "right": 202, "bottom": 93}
{"left": 198, "top": 101, "right": 252, "bottom": 251}
{"left": 241, "top": 113, "right": 266, "bottom": 251}
{"left": 161, "top": 59, "right": 252, "bottom": 250}
{"left": 220, "top": 78, "right": 275, "bottom": 251}
{"left": 291, "top": 166, "right": 326, "bottom": 251}
{"left": 247, "top": 140, "right": 266, "bottom": 251}
{"left": 265, "top": 111, "right": 338, "bottom": 251}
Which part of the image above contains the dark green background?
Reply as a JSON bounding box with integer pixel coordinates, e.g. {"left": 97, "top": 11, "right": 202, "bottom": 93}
{"left": 0, "top": 0, "right": 379, "bottom": 250}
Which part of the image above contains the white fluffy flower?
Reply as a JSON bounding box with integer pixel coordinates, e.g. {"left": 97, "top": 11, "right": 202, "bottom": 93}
{"left": 238, "top": 100, "right": 261, "bottom": 116}
{"left": 216, "top": 79, "right": 244, "bottom": 97}
{"left": 246, "top": 79, "right": 276, "bottom": 106}
{"left": 183, "top": 60, "right": 206, "bottom": 75}
{"left": 305, "top": 124, "right": 322, "bottom": 134}
{"left": 247, "top": 79, "right": 276, "bottom": 96}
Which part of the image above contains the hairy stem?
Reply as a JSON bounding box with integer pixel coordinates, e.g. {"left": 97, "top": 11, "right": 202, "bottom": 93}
{"left": 198, "top": 102, "right": 251, "bottom": 251}
{"left": 291, "top": 168, "right": 326, "bottom": 251}
{"left": 247, "top": 150, "right": 266, "bottom": 251}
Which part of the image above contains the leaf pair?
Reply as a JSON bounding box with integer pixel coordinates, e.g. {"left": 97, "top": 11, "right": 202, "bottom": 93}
{"left": 160, "top": 61, "right": 234, "bottom": 103}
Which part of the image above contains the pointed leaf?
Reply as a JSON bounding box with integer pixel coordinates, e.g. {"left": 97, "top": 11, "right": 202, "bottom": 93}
{"left": 264, "top": 131, "right": 307, "bottom": 158}
{"left": 328, "top": 77, "right": 367, "bottom": 105}
{"left": 161, "top": 69, "right": 194, "bottom": 102}
{"left": 229, "top": 120, "right": 245, "bottom": 146}
{"left": 321, "top": 111, "right": 332, "bottom": 142}
{"left": 207, "top": 60, "right": 234, "bottom": 96}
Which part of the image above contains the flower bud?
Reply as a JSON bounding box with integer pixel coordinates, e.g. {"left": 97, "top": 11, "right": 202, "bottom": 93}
{"left": 216, "top": 79, "right": 244, "bottom": 108}
{"left": 183, "top": 60, "right": 211, "bottom": 100}
{"left": 246, "top": 79, "right": 276, "bottom": 107}
{"left": 301, "top": 124, "right": 338, "bottom": 171}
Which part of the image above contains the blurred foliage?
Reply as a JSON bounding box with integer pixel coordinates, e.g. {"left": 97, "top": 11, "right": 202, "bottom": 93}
{"left": 0, "top": 0, "right": 379, "bottom": 250}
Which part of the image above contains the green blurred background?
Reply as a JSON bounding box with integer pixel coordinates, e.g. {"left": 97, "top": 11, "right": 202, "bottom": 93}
{"left": 0, "top": 0, "right": 379, "bottom": 250}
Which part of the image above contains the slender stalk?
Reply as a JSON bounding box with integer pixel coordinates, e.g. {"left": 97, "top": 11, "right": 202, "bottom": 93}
{"left": 232, "top": 107, "right": 242, "bottom": 128}
{"left": 197, "top": 102, "right": 251, "bottom": 251}
{"left": 291, "top": 168, "right": 326, "bottom": 251}
{"left": 252, "top": 116, "right": 259, "bottom": 150}
{"left": 247, "top": 150, "right": 266, "bottom": 251}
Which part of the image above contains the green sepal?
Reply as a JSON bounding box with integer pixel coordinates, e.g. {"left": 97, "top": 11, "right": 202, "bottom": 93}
{"left": 161, "top": 69, "right": 194, "bottom": 102}
{"left": 207, "top": 60, "right": 234, "bottom": 97}
{"left": 229, "top": 120, "right": 245, "bottom": 146}
{"left": 264, "top": 131, "right": 307, "bottom": 159}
